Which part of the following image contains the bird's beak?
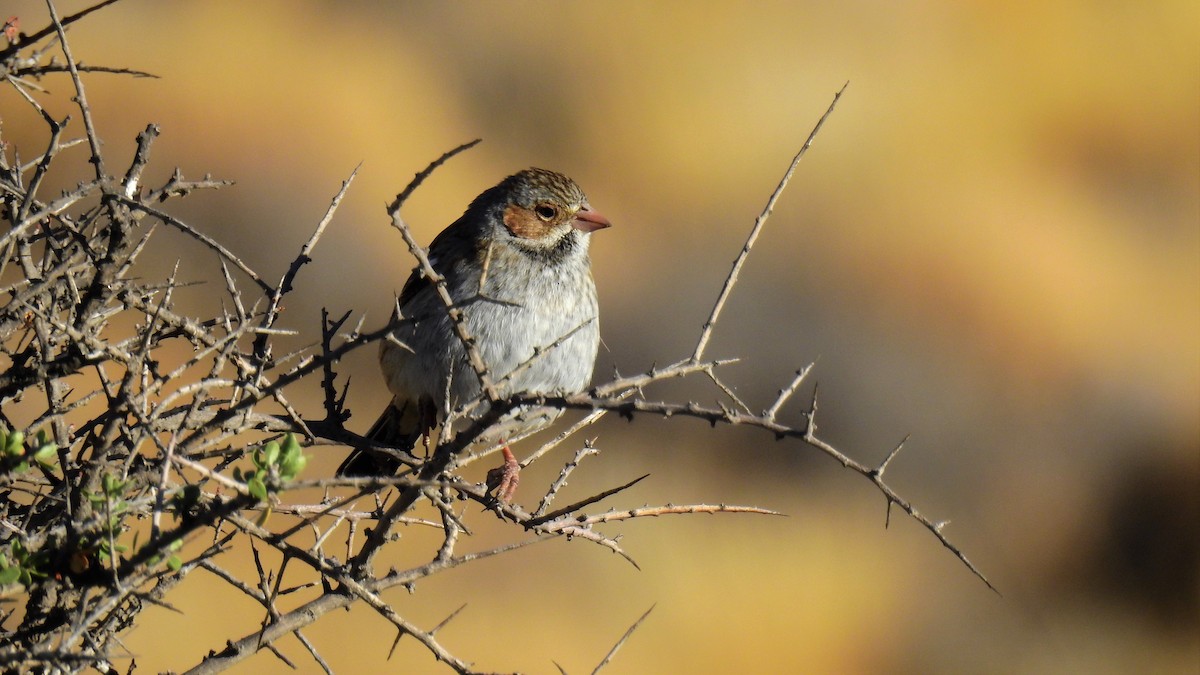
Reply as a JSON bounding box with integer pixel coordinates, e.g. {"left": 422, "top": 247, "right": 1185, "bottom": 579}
{"left": 571, "top": 206, "right": 612, "bottom": 233}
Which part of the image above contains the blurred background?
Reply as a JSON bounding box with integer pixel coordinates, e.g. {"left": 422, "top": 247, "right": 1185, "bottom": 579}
{"left": 2, "top": 1, "right": 1196, "bottom": 672}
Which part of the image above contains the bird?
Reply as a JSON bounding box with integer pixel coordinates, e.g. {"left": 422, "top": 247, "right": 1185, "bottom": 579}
{"left": 337, "top": 168, "right": 610, "bottom": 502}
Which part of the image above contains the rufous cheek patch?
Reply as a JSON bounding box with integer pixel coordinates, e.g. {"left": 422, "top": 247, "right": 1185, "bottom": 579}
{"left": 502, "top": 204, "right": 553, "bottom": 240}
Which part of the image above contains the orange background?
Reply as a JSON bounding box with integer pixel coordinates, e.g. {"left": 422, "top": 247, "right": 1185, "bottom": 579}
{"left": 2, "top": 1, "right": 1197, "bottom": 673}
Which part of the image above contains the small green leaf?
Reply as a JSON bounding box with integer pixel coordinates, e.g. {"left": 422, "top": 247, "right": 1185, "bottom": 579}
{"left": 102, "top": 474, "right": 126, "bottom": 496}
{"left": 32, "top": 443, "right": 57, "bottom": 465}
{"left": 167, "top": 555, "right": 183, "bottom": 571}
{"left": 262, "top": 441, "right": 281, "bottom": 467}
{"left": 247, "top": 477, "right": 268, "bottom": 501}
{"left": 5, "top": 431, "right": 25, "bottom": 456}
{"left": 0, "top": 565, "right": 19, "bottom": 585}
{"left": 255, "top": 504, "right": 272, "bottom": 526}
{"left": 279, "top": 450, "right": 308, "bottom": 480}
{"left": 281, "top": 433, "right": 301, "bottom": 455}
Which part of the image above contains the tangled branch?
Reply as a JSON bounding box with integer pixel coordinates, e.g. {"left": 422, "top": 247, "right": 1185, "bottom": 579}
{"left": 0, "top": 4, "right": 991, "bottom": 674}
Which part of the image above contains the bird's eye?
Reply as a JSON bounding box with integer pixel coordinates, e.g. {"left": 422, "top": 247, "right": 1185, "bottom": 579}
{"left": 534, "top": 204, "right": 557, "bottom": 221}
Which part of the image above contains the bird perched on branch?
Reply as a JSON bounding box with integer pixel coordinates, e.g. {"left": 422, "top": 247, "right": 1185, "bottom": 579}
{"left": 337, "top": 168, "right": 610, "bottom": 501}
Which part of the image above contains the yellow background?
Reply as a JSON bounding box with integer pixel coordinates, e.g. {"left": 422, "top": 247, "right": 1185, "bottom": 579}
{"left": 2, "top": 1, "right": 1196, "bottom": 672}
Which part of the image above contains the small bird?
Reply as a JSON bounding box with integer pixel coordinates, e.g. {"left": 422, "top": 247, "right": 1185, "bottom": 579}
{"left": 337, "top": 168, "right": 610, "bottom": 501}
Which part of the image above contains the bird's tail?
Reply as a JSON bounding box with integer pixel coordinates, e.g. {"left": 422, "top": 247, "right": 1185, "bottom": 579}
{"left": 335, "top": 400, "right": 428, "bottom": 477}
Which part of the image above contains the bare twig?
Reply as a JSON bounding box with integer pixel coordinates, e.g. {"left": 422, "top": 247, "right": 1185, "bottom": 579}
{"left": 592, "top": 605, "right": 655, "bottom": 675}
{"left": 691, "top": 83, "right": 847, "bottom": 361}
{"left": 0, "top": 0, "right": 123, "bottom": 61}
{"left": 46, "top": 0, "right": 105, "bottom": 180}
{"left": 764, "top": 362, "right": 816, "bottom": 421}
{"left": 255, "top": 164, "right": 359, "bottom": 358}
{"left": 533, "top": 441, "right": 600, "bottom": 518}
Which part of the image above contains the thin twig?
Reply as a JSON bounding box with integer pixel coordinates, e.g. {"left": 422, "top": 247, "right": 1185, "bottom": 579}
{"left": 691, "top": 83, "right": 847, "bottom": 361}
{"left": 0, "top": 0, "right": 123, "bottom": 61}
{"left": 592, "top": 605, "right": 655, "bottom": 675}
{"left": 510, "top": 389, "right": 995, "bottom": 592}
{"left": 46, "top": 0, "right": 105, "bottom": 180}
{"left": 763, "top": 362, "right": 816, "bottom": 421}
{"left": 256, "top": 164, "right": 359, "bottom": 357}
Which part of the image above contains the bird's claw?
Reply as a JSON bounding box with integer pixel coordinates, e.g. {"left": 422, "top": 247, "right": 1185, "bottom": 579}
{"left": 485, "top": 445, "right": 521, "bottom": 503}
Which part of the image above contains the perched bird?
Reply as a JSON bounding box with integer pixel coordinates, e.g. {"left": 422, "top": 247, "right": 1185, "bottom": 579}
{"left": 337, "top": 168, "right": 610, "bottom": 501}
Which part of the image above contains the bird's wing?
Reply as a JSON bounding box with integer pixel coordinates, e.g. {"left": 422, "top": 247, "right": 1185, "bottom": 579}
{"left": 394, "top": 214, "right": 479, "bottom": 314}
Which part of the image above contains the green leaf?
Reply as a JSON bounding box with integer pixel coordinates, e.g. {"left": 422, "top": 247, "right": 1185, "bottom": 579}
{"left": 247, "top": 477, "right": 268, "bottom": 502}
{"left": 5, "top": 431, "right": 25, "bottom": 456}
{"left": 262, "top": 441, "right": 281, "bottom": 467}
{"left": 0, "top": 565, "right": 19, "bottom": 586}
{"left": 281, "top": 433, "right": 301, "bottom": 454}
{"left": 102, "top": 474, "right": 126, "bottom": 496}
{"left": 32, "top": 443, "right": 57, "bottom": 465}
{"left": 279, "top": 448, "right": 308, "bottom": 480}
{"left": 255, "top": 504, "right": 272, "bottom": 526}
{"left": 167, "top": 555, "right": 183, "bottom": 571}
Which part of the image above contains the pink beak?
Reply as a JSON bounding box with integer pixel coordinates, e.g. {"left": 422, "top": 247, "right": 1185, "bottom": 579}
{"left": 571, "top": 206, "right": 612, "bottom": 233}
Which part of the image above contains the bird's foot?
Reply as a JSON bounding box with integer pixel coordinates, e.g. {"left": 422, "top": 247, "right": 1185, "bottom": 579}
{"left": 485, "top": 445, "right": 521, "bottom": 503}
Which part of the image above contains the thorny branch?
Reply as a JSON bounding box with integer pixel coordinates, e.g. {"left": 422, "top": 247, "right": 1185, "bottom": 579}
{"left": 0, "top": 5, "right": 991, "bottom": 675}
